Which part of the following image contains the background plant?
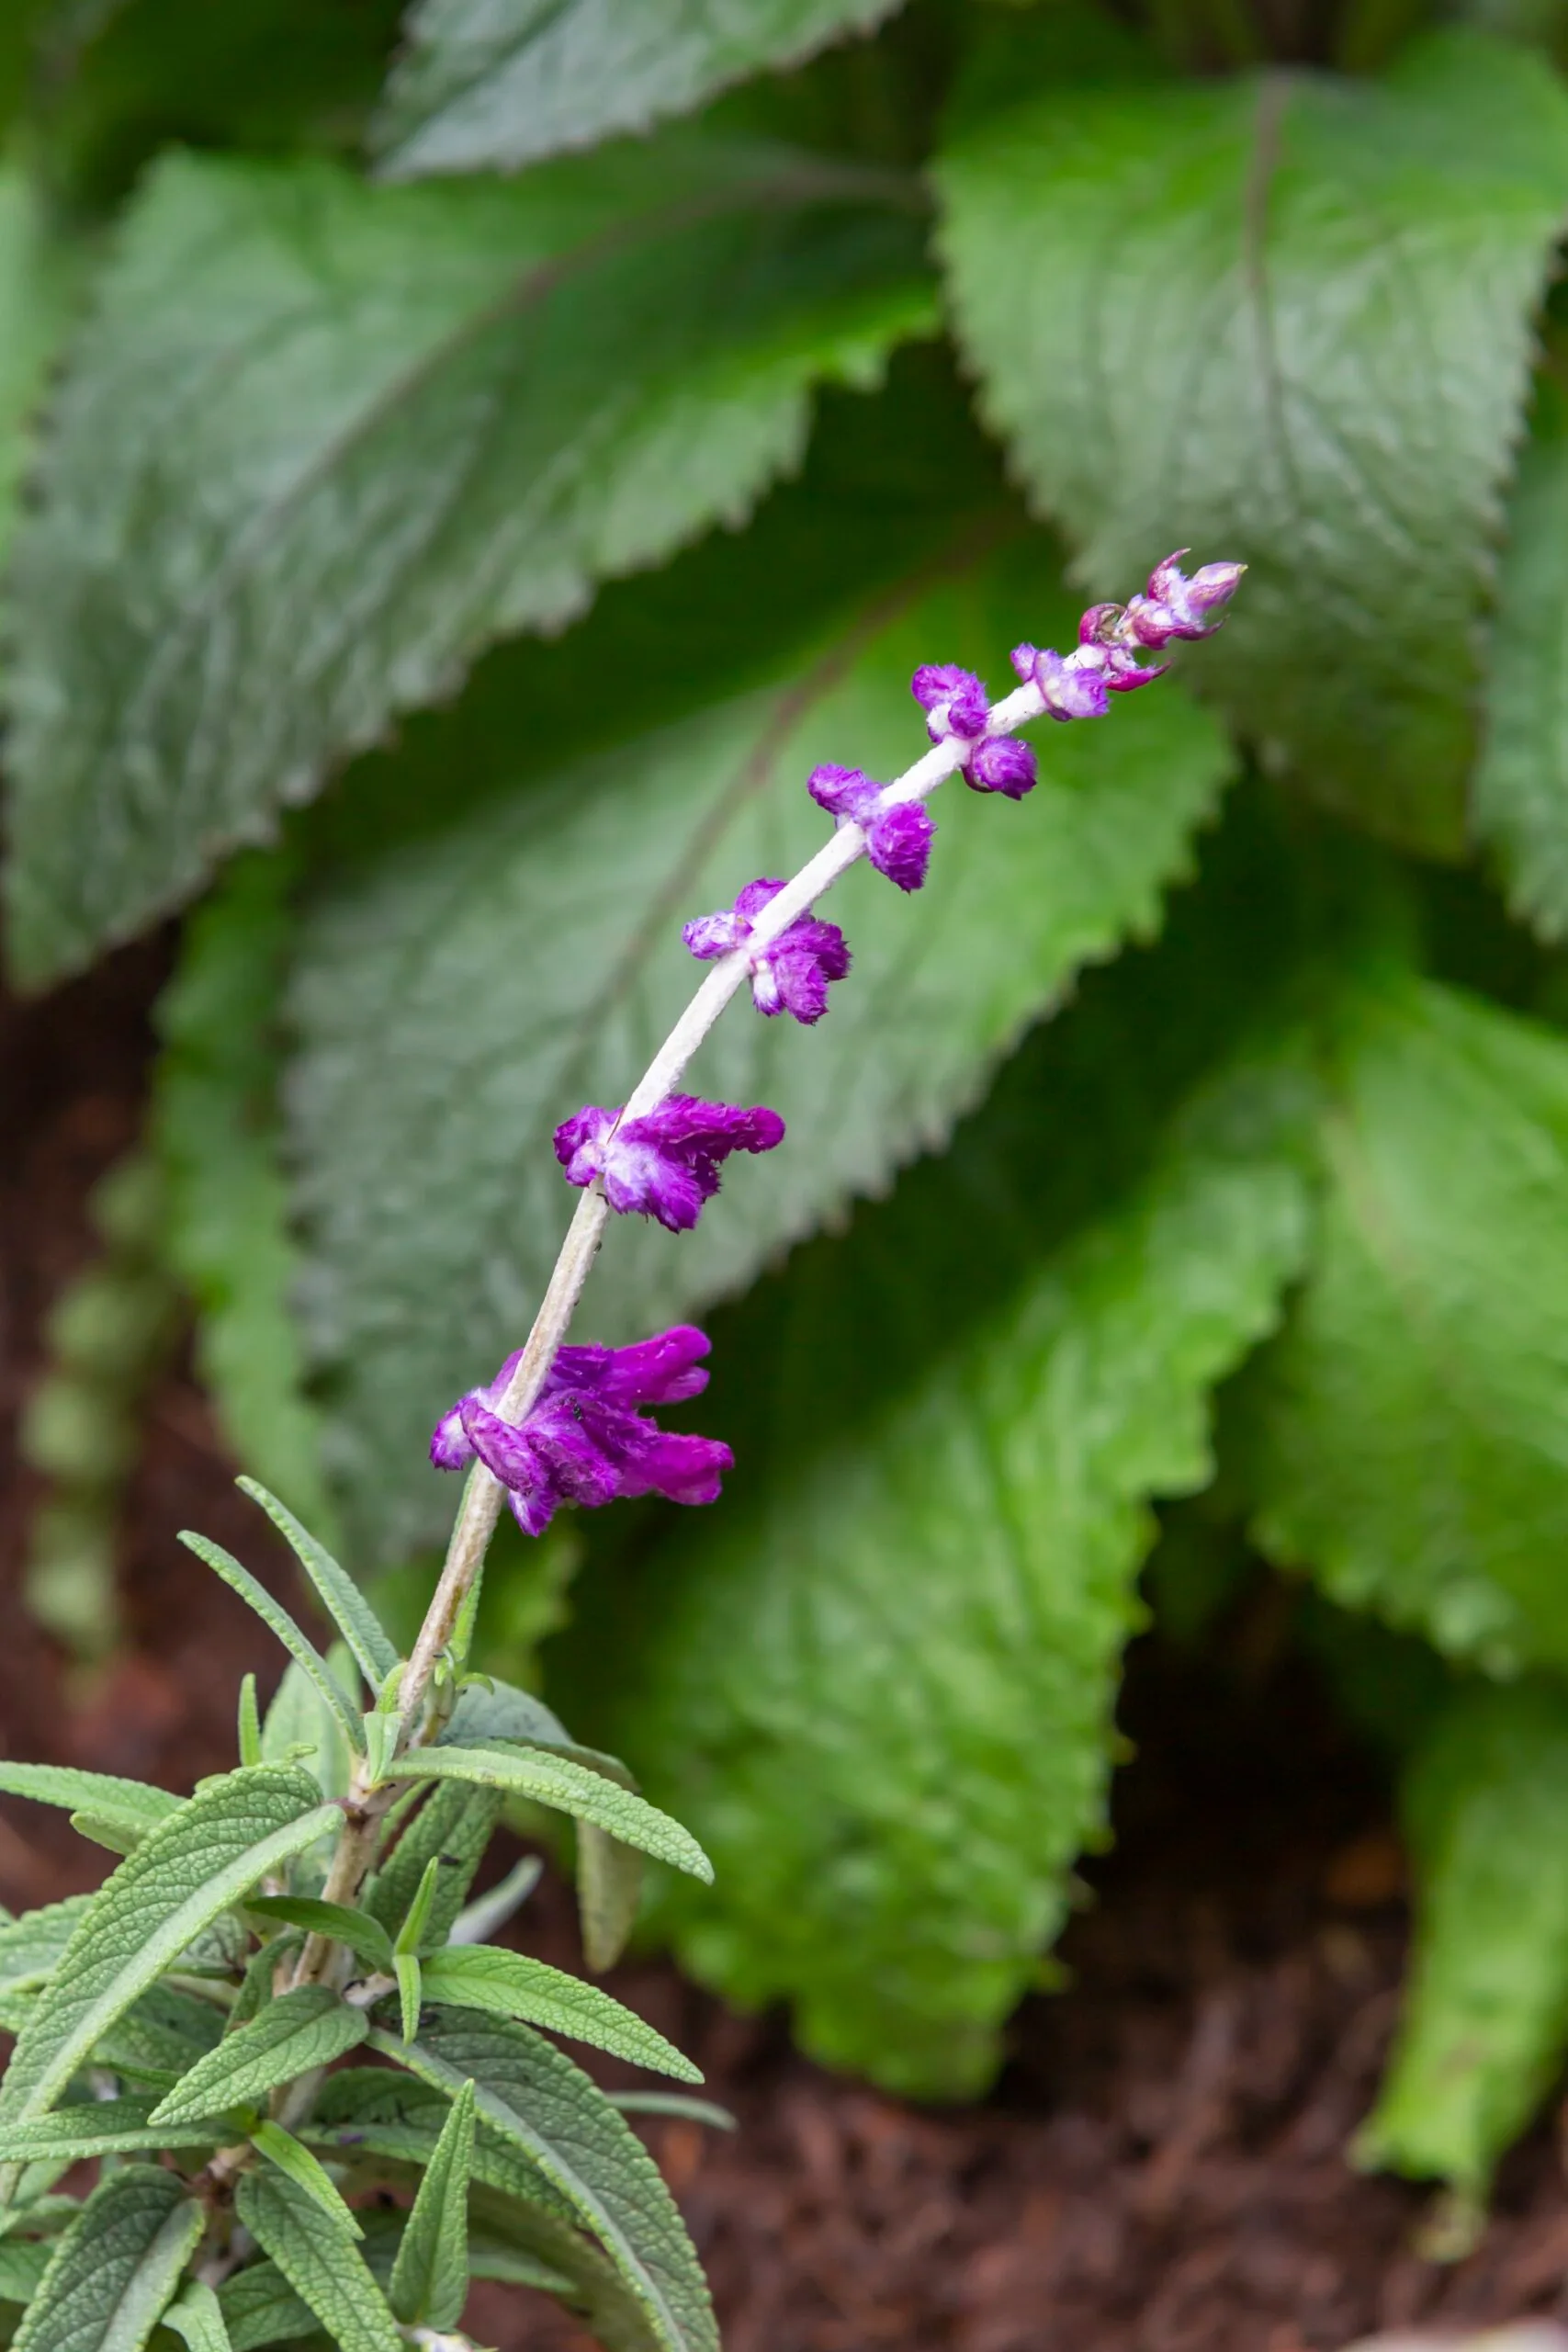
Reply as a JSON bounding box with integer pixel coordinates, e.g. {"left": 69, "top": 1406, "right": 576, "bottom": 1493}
{"left": 7, "top": 0, "right": 1568, "bottom": 2239}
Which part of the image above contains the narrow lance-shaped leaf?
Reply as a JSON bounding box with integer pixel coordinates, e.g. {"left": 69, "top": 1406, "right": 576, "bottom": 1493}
{"left": 4, "top": 135, "right": 935, "bottom": 983}
{"left": 13, "top": 2165, "right": 201, "bottom": 2352}
{"left": 162, "top": 2282, "right": 234, "bottom": 2352}
{"left": 0, "top": 2097, "right": 223, "bottom": 2165}
{"left": 389, "top": 2077, "right": 474, "bottom": 2329}
{"left": 373, "top": 0, "right": 905, "bottom": 177}
{"left": 1237, "top": 976, "right": 1568, "bottom": 1675}
{"left": 249, "top": 2121, "right": 365, "bottom": 2241}
{"left": 236, "top": 1477, "right": 398, "bottom": 1688}
{"left": 578, "top": 1826, "right": 644, "bottom": 1973}
{"left": 149, "top": 1986, "right": 369, "bottom": 2129}
{"left": 0, "top": 1898, "right": 90, "bottom": 1996}
{"left": 373, "top": 2010, "right": 718, "bottom": 2352}
{"left": 178, "top": 1531, "right": 365, "bottom": 1754}
{"left": 234, "top": 2167, "right": 400, "bottom": 2352}
{"left": 936, "top": 29, "right": 1568, "bottom": 854}
{"left": 382, "top": 1744, "right": 712, "bottom": 1882}
{"left": 288, "top": 535, "right": 1234, "bottom": 1557}
{"left": 422, "top": 1945, "right": 702, "bottom": 2079}
{"left": 365, "top": 1781, "right": 502, "bottom": 1947}
{"left": 0, "top": 1763, "right": 179, "bottom": 1840}
{"left": 0, "top": 1766, "right": 339, "bottom": 2128}
{"left": 1358, "top": 1680, "right": 1568, "bottom": 2199}
{"left": 244, "top": 1896, "right": 394, "bottom": 1975}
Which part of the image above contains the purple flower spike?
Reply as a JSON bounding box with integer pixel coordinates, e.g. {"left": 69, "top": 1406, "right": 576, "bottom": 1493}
{"left": 1010, "top": 643, "right": 1111, "bottom": 722}
{"left": 807, "top": 763, "right": 934, "bottom": 892}
{"left": 682, "top": 876, "right": 851, "bottom": 1025}
{"left": 965, "top": 735, "right": 1037, "bottom": 799}
{"left": 1074, "top": 609, "right": 1168, "bottom": 692}
{"left": 555, "top": 1095, "right": 785, "bottom": 1230}
{"left": 430, "top": 1326, "right": 732, "bottom": 1536}
{"left": 911, "top": 662, "right": 989, "bottom": 743}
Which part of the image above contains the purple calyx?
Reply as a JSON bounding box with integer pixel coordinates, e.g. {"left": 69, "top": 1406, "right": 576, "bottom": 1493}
{"left": 807, "top": 764, "right": 933, "bottom": 892}
{"left": 1125, "top": 550, "right": 1246, "bottom": 646}
{"left": 910, "top": 662, "right": 990, "bottom": 744}
{"left": 555, "top": 1095, "right": 786, "bottom": 1231}
{"left": 682, "top": 876, "right": 851, "bottom": 1025}
{"left": 430, "top": 1325, "right": 731, "bottom": 1537}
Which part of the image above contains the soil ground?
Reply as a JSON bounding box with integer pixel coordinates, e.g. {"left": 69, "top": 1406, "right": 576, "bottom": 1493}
{"left": 4, "top": 944, "right": 1568, "bottom": 2352}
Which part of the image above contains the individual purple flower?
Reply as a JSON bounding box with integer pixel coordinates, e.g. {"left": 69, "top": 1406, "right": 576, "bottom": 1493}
{"left": 430, "top": 1326, "right": 732, "bottom": 1537}
{"left": 1010, "top": 642, "right": 1113, "bottom": 720}
{"left": 554, "top": 1095, "right": 785, "bottom": 1231}
{"left": 1124, "top": 550, "right": 1246, "bottom": 646}
{"left": 682, "top": 876, "right": 851, "bottom": 1025}
{"left": 807, "top": 763, "right": 933, "bottom": 892}
{"left": 910, "top": 663, "right": 989, "bottom": 744}
{"left": 965, "top": 735, "right": 1037, "bottom": 798}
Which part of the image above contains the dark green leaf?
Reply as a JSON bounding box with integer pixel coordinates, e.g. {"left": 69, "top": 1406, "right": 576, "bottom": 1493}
{"left": 1358, "top": 1679, "right": 1568, "bottom": 2195}
{"left": 364, "top": 1782, "right": 502, "bottom": 1950}
{"left": 244, "top": 1899, "right": 393, "bottom": 1976}
{"left": 374, "top": 0, "right": 905, "bottom": 175}
{"left": 421, "top": 1945, "right": 700, "bottom": 2078}
{"left": 382, "top": 1746, "right": 711, "bottom": 1882}
{"left": 4, "top": 137, "right": 933, "bottom": 982}
{"left": 12, "top": 2166, "right": 201, "bottom": 2352}
{"left": 936, "top": 30, "right": 1568, "bottom": 854}
{"left": 1239, "top": 976, "right": 1568, "bottom": 1674}
{"left": 152, "top": 856, "right": 336, "bottom": 1539}
{"left": 440, "top": 1679, "right": 570, "bottom": 1751}
{"left": 233, "top": 2168, "right": 399, "bottom": 2352}
{"left": 0, "top": 1766, "right": 338, "bottom": 2129}
{"left": 90, "top": 1983, "right": 224, "bottom": 2088}
{"left": 310, "top": 2065, "right": 577, "bottom": 2220}
{"left": 161, "top": 2282, "right": 233, "bottom": 2352}
{"left": 1474, "top": 373, "right": 1568, "bottom": 938}
{"left": 388, "top": 2077, "right": 472, "bottom": 2328}
{"left": 0, "top": 165, "right": 89, "bottom": 571}
{"left": 288, "top": 534, "right": 1233, "bottom": 1557}
{"left": 374, "top": 2008, "right": 717, "bottom": 2352}
{"left": 149, "top": 1988, "right": 368, "bottom": 2128}
{"left": 579, "top": 1033, "right": 1314, "bottom": 2093}
{"left": 176, "top": 1532, "right": 364, "bottom": 1752}
{"left": 215, "top": 2259, "right": 318, "bottom": 2352}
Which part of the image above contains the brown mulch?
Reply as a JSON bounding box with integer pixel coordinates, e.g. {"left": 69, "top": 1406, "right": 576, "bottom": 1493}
{"left": 4, "top": 946, "right": 1568, "bottom": 2352}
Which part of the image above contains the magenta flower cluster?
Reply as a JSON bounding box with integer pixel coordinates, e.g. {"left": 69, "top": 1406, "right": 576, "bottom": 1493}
{"left": 432, "top": 552, "right": 1243, "bottom": 1536}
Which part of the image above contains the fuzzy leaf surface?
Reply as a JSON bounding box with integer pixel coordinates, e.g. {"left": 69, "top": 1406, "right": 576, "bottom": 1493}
{"left": 0, "top": 1898, "right": 90, "bottom": 1995}
{"left": 161, "top": 2283, "right": 233, "bottom": 2352}
{"left": 4, "top": 137, "right": 934, "bottom": 983}
{"left": 1474, "top": 379, "right": 1568, "bottom": 939}
{"left": 12, "top": 2165, "right": 200, "bottom": 2352}
{"left": 0, "top": 1765, "right": 179, "bottom": 1838}
{"left": 365, "top": 1783, "right": 502, "bottom": 1949}
{"left": 1241, "top": 977, "right": 1568, "bottom": 1675}
{"left": 149, "top": 1988, "right": 368, "bottom": 2127}
{"left": 0, "top": 2098, "right": 221, "bottom": 2165}
{"left": 388, "top": 2077, "right": 472, "bottom": 2328}
{"left": 215, "top": 2260, "right": 317, "bottom": 2352}
{"left": 177, "top": 1533, "right": 363, "bottom": 1751}
{"left": 421, "top": 1945, "right": 701, "bottom": 2078}
{"left": 383, "top": 1745, "right": 711, "bottom": 1881}
{"left": 0, "top": 1767, "right": 337, "bottom": 2127}
{"left": 374, "top": 0, "right": 904, "bottom": 175}
{"left": 233, "top": 2169, "right": 399, "bottom": 2352}
{"left": 1359, "top": 1680, "right": 1568, "bottom": 2195}
{"left": 574, "top": 1018, "right": 1314, "bottom": 2093}
{"left": 0, "top": 166, "right": 88, "bottom": 571}
{"left": 288, "top": 538, "right": 1232, "bottom": 1557}
{"left": 378, "top": 2009, "right": 716, "bottom": 2352}
{"left": 236, "top": 1479, "right": 397, "bottom": 1688}
{"left": 936, "top": 31, "right": 1568, "bottom": 853}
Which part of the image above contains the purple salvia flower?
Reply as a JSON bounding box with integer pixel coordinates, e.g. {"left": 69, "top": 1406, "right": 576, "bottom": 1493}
{"left": 1074, "top": 607, "right": 1168, "bottom": 692}
{"left": 1124, "top": 550, "right": 1247, "bottom": 646}
{"left": 910, "top": 662, "right": 990, "bottom": 743}
{"left": 965, "top": 735, "right": 1037, "bottom": 799}
{"left": 554, "top": 1095, "right": 785, "bottom": 1231}
{"left": 430, "top": 1326, "right": 731, "bottom": 1536}
{"left": 1010, "top": 642, "right": 1111, "bottom": 720}
{"left": 682, "top": 876, "right": 851, "bottom": 1025}
{"left": 807, "top": 763, "right": 933, "bottom": 892}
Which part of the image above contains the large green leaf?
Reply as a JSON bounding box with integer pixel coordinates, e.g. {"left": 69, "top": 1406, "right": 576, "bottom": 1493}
{"left": 387, "top": 2077, "right": 472, "bottom": 2330}
{"left": 568, "top": 999, "right": 1315, "bottom": 2092}
{"left": 0, "top": 165, "right": 88, "bottom": 570}
{"left": 1359, "top": 1679, "right": 1568, "bottom": 2197}
{"left": 3, "top": 134, "right": 932, "bottom": 985}
{"left": 1239, "top": 975, "right": 1568, "bottom": 1676}
{"left": 0, "top": 1767, "right": 337, "bottom": 2128}
{"left": 0, "top": 2098, "right": 218, "bottom": 2166}
{"left": 152, "top": 856, "right": 335, "bottom": 1538}
{"left": 232, "top": 2170, "right": 399, "bottom": 2352}
{"left": 1474, "top": 373, "right": 1568, "bottom": 939}
{"left": 13, "top": 2166, "right": 201, "bottom": 2352}
{"left": 0, "top": 1764, "right": 179, "bottom": 1841}
{"left": 378, "top": 2009, "right": 716, "bottom": 2352}
{"left": 288, "top": 533, "right": 1233, "bottom": 1556}
{"left": 374, "top": 0, "right": 904, "bottom": 176}
{"left": 936, "top": 30, "right": 1568, "bottom": 854}
{"left": 149, "top": 1988, "right": 368, "bottom": 2128}
{"left": 0, "top": 1898, "right": 90, "bottom": 1996}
